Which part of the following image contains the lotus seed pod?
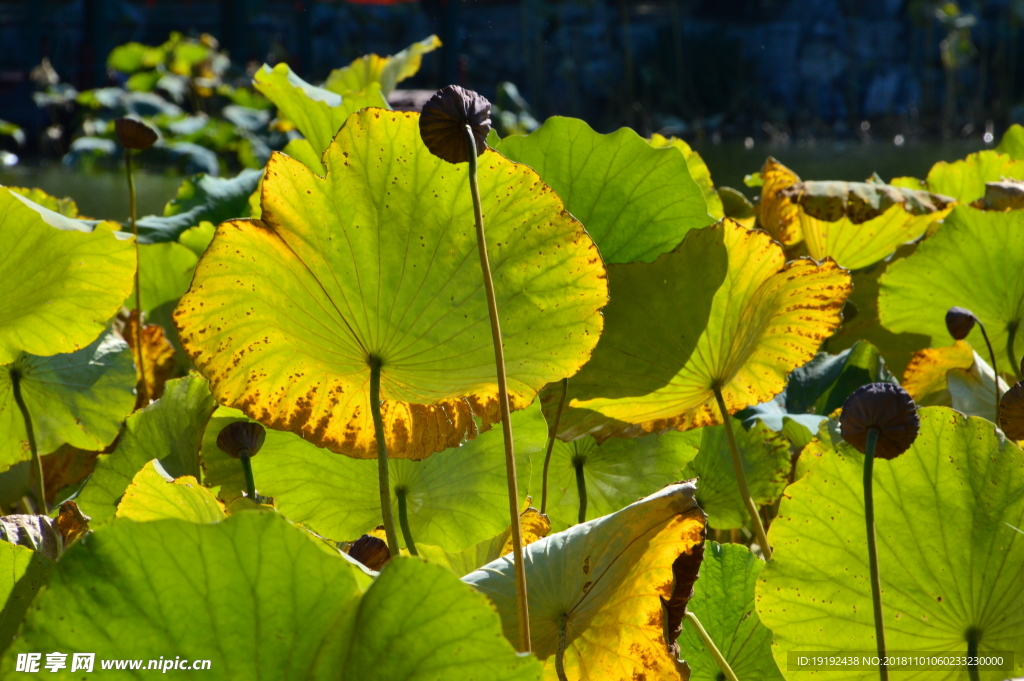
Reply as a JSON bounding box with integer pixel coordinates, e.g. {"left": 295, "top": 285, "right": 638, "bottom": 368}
{"left": 418, "top": 85, "right": 491, "bottom": 164}
{"left": 999, "top": 382, "right": 1024, "bottom": 441}
{"left": 348, "top": 533, "right": 391, "bottom": 571}
{"left": 114, "top": 117, "right": 158, "bottom": 151}
{"left": 945, "top": 306, "right": 976, "bottom": 341}
{"left": 216, "top": 421, "right": 266, "bottom": 459}
{"left": 840, "top": 383, "right": 920, "bottom": 460}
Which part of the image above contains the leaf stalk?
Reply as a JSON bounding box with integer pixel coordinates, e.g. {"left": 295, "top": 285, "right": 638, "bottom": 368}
{"left": 863, "top": 427, "right": 889, "bottom": 681}
{"left": 125, "top": 148, "right": 147, "bottom": 404}
{"left": 684, "top": 612, "right": 739, "bottom": 681}
{"left": 573, "top": 456, "right": 587, "bottom": 525}
{"left": 976, "top": 320, "right": 1001, "bottom": 423}
{"left": 368, "top": 356, "right": 401, "bottom": 558}
{"left": 10, "top": 369, "right": 47, "bottom": 515}
{"left": 396, "top": 486, "right": 419, "bottom": 556}
{"left": 541, "top": 377, "right": 568, "bottom": 515}
{"left": 239, "top": 451, "right": 257, "bottom": 502}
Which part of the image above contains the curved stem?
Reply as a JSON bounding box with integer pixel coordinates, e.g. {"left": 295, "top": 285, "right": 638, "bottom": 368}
{"left": 10, "top": 370, "right": 47, "bottom": 515}
{"left": 396, "top": 487, "right": 419, "bottom": 556}
{"left": 1007, "top": 321, "right": 1020, "bottom": 380}
{"left": 864, "top": 428, "right": 889, "bottom": 681}
{"left": 239, "top": 451, "right": 256, "bottom": 502}
{"left": 125, "top": 148, "right": 147, "bottom": 404}
{"left": 713, "top": 387, "right": 771, "bottom": 559}
{"left": 541, "top": 377, "right": 568, "bottom": 515}
{"left": 965, "top": 626, "right": 981, "bottom": 681}
{"left": 976, "top": 321, "right": 1001, "bottom": 423}
{"left": 369, "top": 357, "right": 400, "bottom": 558}
{"left": 466, "top": 126, "right": 530, "bottom": 653}
{"left": 684, "top": 612, "right": 739, "bottom": 681}
{"left": 555, "top": 612, "right": 569, "bottom": 681}
{"left": 573, "top": 457, "right": 587, "bottom": 525}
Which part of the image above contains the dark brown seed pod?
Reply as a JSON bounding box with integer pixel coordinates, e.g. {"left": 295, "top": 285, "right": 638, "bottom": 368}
{"left": 114, "top": 117, "right": 158, "bottom": 151}
{"left": 945, "top": 306, "right": 976, "bottom": 341}
{"left": 347, "top": 533, "right": 391, "bottom": 571}
{"left": 999, "top": 381, "right": 1024, "bottom": 441}
{"left": 216, "top": 421, "right": 266, "bottom": 459}
{"left": 840, "top": 383, "right": 920, "bottom": 460}
{"left": 418, "top": 85, "right": 491, "bottom": 164}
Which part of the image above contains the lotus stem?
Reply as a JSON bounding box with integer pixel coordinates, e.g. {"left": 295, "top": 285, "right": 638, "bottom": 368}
{"left": 1007, "top": 321, "right": 1020, "bottom": 379}
{"left": 396, "top": 486, "right": 419, "bottom": 556}
{"left": 555, "top": 612, "right": 569, "bottom": 681}
{"left": 713, "top": 386, "right": 771, "bottom": 559}
{"left": 684, "top": 612, "right": 739, "bottom": 681}
{"left": 10, "top": 369, "right": 46, "bottom": 515}
{"left": 863, "top": 427, "right": 889, "bottom": 681}
{"left": 239, "top": 450, "right": 257, "bottom": 502}
{"left": 368, "top": 356, "right": 400, "bottom": 558}
{"left": 541, "top": 377, "right": 568, "bottom": 515}
{"left": 573, "top": 455, "right": 587, "bottom": 525}
{"left": 976, "top": 320, "right": 1001, "bottom": 422}
{"left": 125, "top": 148, "right": 147, "bottom": 404}
{"left": 966, "top": 626, "right": 981, "bottom": 681}
{"left": 465, "top": 125, "right": 531, "bottom": 653}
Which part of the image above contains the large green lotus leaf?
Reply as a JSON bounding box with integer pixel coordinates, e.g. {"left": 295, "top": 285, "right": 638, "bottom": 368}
{"left": 253, "top": 64, "right": 388, "bottom": 173}
{"left": 1, "top": 512, "right": 541, "bottom": 680}
{"left": 823, "top": 244, "right": 927, "bottom": 377}
{"left": 128, "top": 241, "right": 198, "bottom": 314}
{"left": 757, "top": 407, "right": 1024, "bottom": 680}
{"left": 135, "top": 169, "right": 262, "bottom": 244}
{"left": 925, "top": 149, "right": 1024, "bottom": 203}
{"left": 464, "top": 482, "right": 706, "bottom": 680}
{"left": 678, "top": 542, "right": 783, "bottom": 681}
{"left": 8, "top": 187, "right": 81, "bottom": 218}
{"left": 75, "top": 375, "right": 216, "bottom": 525}
{"left": 541, "top": 430, "right": 699, "bottom": 532}
{"left": 203, "top": 401, "right": 547, "bottom": 551}
{"left": 649, "top": 134, "right": 725, "bottom": 219}
{"left": 681, "top": 419, "right": 790, "bottom": 529}
{"left": 785, "top": 340, "right": 893, "bottom": 416}
{"left": 0, "top": 330, "right": 135, "bottom": 473}
{"left": 175, "top": 110, "right": 607, "bottom": 460}
{"left": 558, "top": 220, "right": 850, "bottom": 439}
{"left": 495, "top": 116, "right": 712, "bottom": 264}
{"left": 996, "top": 123, "right": 1024, "bottom": 160}
{"left": 879, "top": 206, "right": 1024, "bottom": 372}
{"left": 324, "top": 35, "right": 441, "bottom": 97}
{"left": 0, "top": 188, "right": 135, "bottom": 365}
{"left": 116, "top": 460, "right": 226, "bottom": 523}
{"left": 0, "top": 541, "right": 50, "bottom": 656}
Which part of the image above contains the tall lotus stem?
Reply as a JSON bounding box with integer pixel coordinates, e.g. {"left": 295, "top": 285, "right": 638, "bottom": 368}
{"left": 10, "top": 369, "right": 46, "bottom": 514}
{"left": 685, "top": 612, "right": 739, "bottom": 681}
{"left": 713, "top": 386, "right": 771, "bottom": 559}
{"left": 863, "top": 428, "right": 888, "bottom": 681}
{"left": 396, "top": 486, "right": 419, "bottom": 556}
{"left": 573, "top": 455, "right": 587, "bottom": 525}
{"left": 216, "top": 421, "right": 266, "bottom": 504}
{"left": 368, "top": 356, "right": 401, "bottom": 558}
{"left": 541, "top": 377, "right": 568, "bottom": 515}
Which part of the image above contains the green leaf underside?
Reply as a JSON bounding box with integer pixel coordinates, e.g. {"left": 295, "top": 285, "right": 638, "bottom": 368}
{"left": 496, "top": 116, "right": 713, "bottom": 264}
{"left": 174, "top": 109, "right": 607, "bottom": 459}
{"left": 2, "top": 512, "right": 540, "bottom": 680}
{"left": 116, "top": 460, "right": 226, "bottom": 523}
{"left": 678, "top": 542, "right": 783, "bottom": 681}
{"left": 0, "top": 188, "right": 135, "bottom": 365}
{"left": 757, "top": 407, "right": 1024, "bottom": 680}
{"left": 0, "top": 330, "right": 135, "bottom": 472}
{"left": 203, "top": 401, "right": 548, "bottom": 551}
{"left": 879, "top": 206, "right": 1024, "bottom": 371}
{"left": 76, "top": 375, "right": 216, "bottom": 525}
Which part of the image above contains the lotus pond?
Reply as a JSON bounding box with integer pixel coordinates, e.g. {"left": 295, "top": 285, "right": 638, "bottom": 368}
{"left": 0, "top": 32, "right": 1022, "bottom": 681}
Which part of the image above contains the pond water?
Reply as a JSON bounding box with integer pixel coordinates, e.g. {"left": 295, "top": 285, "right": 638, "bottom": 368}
{"left": 0, "top": 138, "right": 988, "bottom": 222}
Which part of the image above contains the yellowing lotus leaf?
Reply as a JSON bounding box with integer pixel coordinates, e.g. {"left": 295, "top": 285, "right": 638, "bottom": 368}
{"left": 175, "top": 109, "right": 607, "bottom": 459}
{"left": 758, "top": 157, "right": 802, "bottom": 245}
{"left": 464, "top": 482, "right": 706, "bottom": 681}
{"left": 902, "top": 340, "right": 975, "bottom": 406}
{"left": 560, "top": 219, "right": 851, "bottom": 437}
{"left": 0, "top": 188, "right": 135, "bottom": 365}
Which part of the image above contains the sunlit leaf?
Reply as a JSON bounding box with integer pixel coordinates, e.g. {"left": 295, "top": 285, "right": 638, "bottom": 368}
{"left": 925, "top": 149, "right": 1024, "bottom": 203}
{"left": 682, "top": 419, "right": 790, "bottom": 529}
{"left": 417, "top": 506, "right": 552, "bottom": 577}
{"left": 879, "top": 205, "right": 1024, "bottom": 374}
{"left": 996, "top": 123, "right": 1024, "bottom": 160}
{"left": 758, "top": 157, "right": 802, "bottom": 245}
{"left": 75, "top": 375, "right": 216, "bottom": 525}
{"left": 464, "top": 482, "right": 706, "bottom": 680}
{"left": 0, "top": 330, "right": 135, "bottom": 473}
{"left": 946, "top": 350, "right": 1010, "bottom": 421}
{"left": 254, "top": 64, "right": 388, "bottom": 172}
{"left": 2, "top": 512, "right": 542, "bottom": 680}
{"left": 0, "top": 541, "right": 49, "bottom": 656}
{"left": 7, "top": 187, "right": 81, "bottom": 218}
{"left": 122, "top": 314, "right": 177, "bottom": 401}
{"left": 116, "top": 460, "right": 225, "bottom": 523}
{"left": 175, "top": 110, "right": 607, "bottom": 459}
{"left": 558, "top": 220, "right": 850, "bottom": 438}
{"left": 136, "top": 169, "right": 261, "bottom": 244}
{"left": 324, "top": 35, "right": 441, "bottom": 97}
{"left": 202, "top": 401, "right": 547, "bottom": 551}
{"left": 677, "top": 542, "right": 783, "bottom": 681}
{"left": 757, "top": 408, "right": 1024, "bottom": 679}
{"left": 649, "top": 134, "right": 725, "bottom": 219}
{"left": 719, "top": 186, "right": 757, "bottom": 229}
{"left": 0, "top": 188, "right": 135, "bottom": 365}
{"left": 496, "top": 116, "right": 712, "bottom": 263}
{"left": 902, "top": 340, "right": 976, "bottom": 406}
{"left": 541, "top": 431, "right": 698, "bottom": 531}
